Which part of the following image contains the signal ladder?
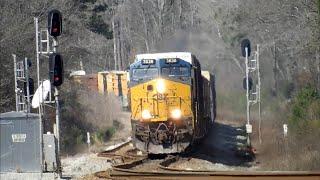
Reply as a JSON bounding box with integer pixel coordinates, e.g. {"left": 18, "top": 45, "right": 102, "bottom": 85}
{"left": 13, "top": 55, "right": 32, "bottom": 112}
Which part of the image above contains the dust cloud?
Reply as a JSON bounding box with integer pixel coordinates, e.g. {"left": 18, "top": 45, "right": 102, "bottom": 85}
{"left": 77, "top": 89, "right": 131, "bottom": 144}
{"left": 154, "top": 29, "right": 247, "bottom": 121}
{"left": 77, "top": 89, "right": 122, "bottom": 130}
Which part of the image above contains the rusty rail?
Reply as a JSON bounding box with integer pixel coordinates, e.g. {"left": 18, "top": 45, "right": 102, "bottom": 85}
{"left": 97, "top": 140, "right": 132, "bottom": 157}
{"left": 95, "top": 142, "right": 320, "bottom": 179}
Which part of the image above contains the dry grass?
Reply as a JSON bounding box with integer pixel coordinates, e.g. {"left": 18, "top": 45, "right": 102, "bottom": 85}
{"left": 218, "top": 89, "right": 320, "bottom": 171}
{"left": 252, "top": 116, "right": 320, "bottom": 171}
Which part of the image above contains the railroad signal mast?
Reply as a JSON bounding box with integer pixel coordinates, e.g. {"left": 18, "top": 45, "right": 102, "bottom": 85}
{"left": 241, "top": 39, "right": 262, "bottom": 145}
{"left": 34, "top": 9, "right": 63, "bottom": 175}
{"left": 13, "top": 55, "right": 34, "bottom": 113}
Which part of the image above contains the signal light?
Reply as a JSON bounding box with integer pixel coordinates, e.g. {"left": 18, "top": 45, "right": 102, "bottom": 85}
{"left": 241, "top": 39, "right": 251, "bottom": 57}
{"left": 23, "top": 59, "right": 32, "bottom": 68}
{"left": 48, "top": 9, "right": 62, "bottom": 37}
{"left": 24, "top": 78, "right": 34, "bottom": 96}
{"left": 49, "top": 53, "right": 64, "bottom": 86}
{"left": 243, "top": 76, "right": 253, "bottom": 91}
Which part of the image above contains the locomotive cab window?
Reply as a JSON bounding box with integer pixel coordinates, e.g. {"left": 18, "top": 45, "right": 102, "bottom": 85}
{"left": 132, "top": 68, "right": 159, "bottom": 81}
{"left": 161, "top": 66, "right": 190, "bottom": 77}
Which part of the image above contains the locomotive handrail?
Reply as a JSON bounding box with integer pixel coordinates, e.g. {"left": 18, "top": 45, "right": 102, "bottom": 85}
{"left": 140, "top": 96, "right": 187, "bottom": 117}
{"left": 132, "top": 99, "right": 142, "bottom": 120}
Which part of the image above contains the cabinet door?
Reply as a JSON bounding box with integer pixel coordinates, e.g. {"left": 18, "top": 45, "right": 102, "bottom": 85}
{"left": 0, "top": 122, "right": 14, "bottom": 172}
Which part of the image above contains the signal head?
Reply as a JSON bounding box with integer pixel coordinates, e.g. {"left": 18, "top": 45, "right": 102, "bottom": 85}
{"left": 48, "top": 9, "right": 62, "bottom": 37}
{"left": 49, "top": 53, "right": 64, "bottom": 86}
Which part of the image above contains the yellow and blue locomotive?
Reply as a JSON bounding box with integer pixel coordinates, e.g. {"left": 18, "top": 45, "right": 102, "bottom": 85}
{"left": 128, "top": 52, "right": 216, "bottom": 154}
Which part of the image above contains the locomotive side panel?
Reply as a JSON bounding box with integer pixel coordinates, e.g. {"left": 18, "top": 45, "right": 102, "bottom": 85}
{"left": 201, "top": 71, "right": 211, "bottom": 134}
{"left": 191, "top": 56, "right": 207, "bottom": 139}
{"left": 201, "top": 71, "right": 216, "bottom": 132}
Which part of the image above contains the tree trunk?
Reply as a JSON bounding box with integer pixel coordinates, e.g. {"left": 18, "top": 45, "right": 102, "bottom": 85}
{"left": 118, "top": 20, "right": 123, "bottom": 70}
{"left": 273, "top": 41, "right": 278, "bottom": 96}
{"left": 317, "top": 48, "right": 320, "bottom": 92}
{"left": 141, "top": 2, "right": 150, "bottom": 52}
{"left": 112, "top": 18, "right": 117, "bottom": 70}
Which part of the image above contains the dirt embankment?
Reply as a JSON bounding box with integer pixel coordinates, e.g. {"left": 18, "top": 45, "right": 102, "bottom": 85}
{"left": 61, "top": 111, "right": 131, "bottom": 179}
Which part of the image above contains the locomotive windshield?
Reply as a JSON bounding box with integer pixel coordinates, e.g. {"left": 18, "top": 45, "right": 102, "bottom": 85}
{"left": 132, "top": 68, "right": 158, "bottom": 81}
{"left": 161, "top": 66, "right": 190, "bottom": 77}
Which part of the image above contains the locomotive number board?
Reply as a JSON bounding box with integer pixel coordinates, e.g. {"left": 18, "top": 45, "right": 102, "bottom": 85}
{"left": 141, "top": 59, "right": 155, "bottom": 65}
{"left": 165, "top": 58, "right": 178, "bottom": 64}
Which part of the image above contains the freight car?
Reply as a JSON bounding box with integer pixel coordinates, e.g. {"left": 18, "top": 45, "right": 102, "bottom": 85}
{"left": 128, "top": 52, "right": 216, "bottom": 154}
{"left": 98, "top": 71, "right": 129, "bottom": 108}
{"left": 70, "top": 70, "right": 129, "bottom": 109}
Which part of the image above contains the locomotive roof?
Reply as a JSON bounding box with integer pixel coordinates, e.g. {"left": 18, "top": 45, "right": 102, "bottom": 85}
{"left": 135, "top": 52, "right": 193, "bottom": 64}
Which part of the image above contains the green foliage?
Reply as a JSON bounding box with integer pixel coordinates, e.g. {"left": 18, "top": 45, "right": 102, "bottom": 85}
{"left": 113, "top": 119, "right": 123, "bottom": 129}
{"left": 60, "top": 82, "right": 89, "bottom": 153}
{"left": 94, "top": 126, "right": 116, "bottom": 143}
{"left": 87, "top": 13, "right": 113, "bottom": 39}
{"left": 289, "top": 86, "right": 320, "bottom": 127}
{"left": 217, "top": 91, "right": 246, "bottom": 114}
{"left": 61, "top": 124, "right": 86, "bottom": 153}
{"left": 278, "top": 80, "right": 295, "bottom": 99}
{"left": 95, "top": 129, "right": 105, "bottom": 142}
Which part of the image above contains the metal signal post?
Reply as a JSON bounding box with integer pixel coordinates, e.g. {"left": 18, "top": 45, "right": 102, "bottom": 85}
{"left": 34, "top": 9, "right": 63, "bottom": 176}
{"left": 241, "top": 39, "right": 261, "bottom": 145}
{"left": 245, "top": 47, "right": 250, "bottom": 127}
{"left": 245, "top": 46, "right": 252, "bottom": 145}
{"left": 13, "top": 55, "right": 33, "bottom": 113}
{"left": 52, "top": 37, "right": 61, "bottom": 170}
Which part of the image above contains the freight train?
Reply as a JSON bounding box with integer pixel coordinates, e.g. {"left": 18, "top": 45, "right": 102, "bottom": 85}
{"left": 128, "top": 52, "right": 216, "bottom": 154}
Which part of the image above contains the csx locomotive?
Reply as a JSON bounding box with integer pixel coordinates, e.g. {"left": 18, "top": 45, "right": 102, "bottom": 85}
{"left": 129, "top": 52, "right": 216, "bottom": 154}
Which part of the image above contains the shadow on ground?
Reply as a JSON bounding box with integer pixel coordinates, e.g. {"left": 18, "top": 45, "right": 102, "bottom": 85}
{"left": 193, "top": 121, "right": 253, "bottom": 166}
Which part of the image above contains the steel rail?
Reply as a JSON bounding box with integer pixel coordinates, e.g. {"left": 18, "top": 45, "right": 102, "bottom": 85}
{"left": 97, "top": 140, "right": 131, "bottom": 156}
{"left": 95, "top": 142, "right": 320, "bottom": 179}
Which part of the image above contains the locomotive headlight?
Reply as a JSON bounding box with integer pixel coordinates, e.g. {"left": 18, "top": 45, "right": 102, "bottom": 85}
{"left": 156, "top": 79, "right": 166, "bottom": 94}
{"left": 171, "top": 109, "right": 182, "bottom": 119}
{"left": 142, "top": 109, "right": 152, "bottom": 119}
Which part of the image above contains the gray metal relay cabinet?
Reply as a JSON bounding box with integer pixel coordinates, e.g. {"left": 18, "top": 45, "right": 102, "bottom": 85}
{"left": 43, "top": 133, "right": 57, "bottom": 172}
{"left": 0, "top": 112, "right": 41, "bottom": 172}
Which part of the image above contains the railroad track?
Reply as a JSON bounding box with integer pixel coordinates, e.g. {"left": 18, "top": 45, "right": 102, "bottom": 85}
{"left": 97, "top": 140, "right": 132, "bottom": 157}
{"left": 95, "top": 145, "right": 320, "bottom": 179}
